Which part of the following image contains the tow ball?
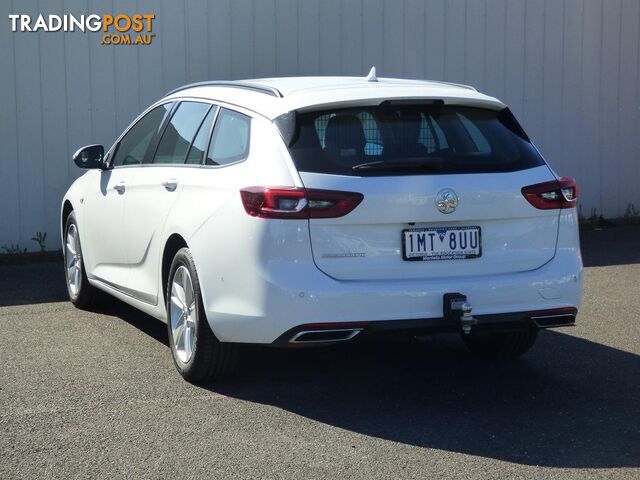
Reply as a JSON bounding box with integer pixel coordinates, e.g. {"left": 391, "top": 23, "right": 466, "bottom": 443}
{"left": 443, "top": 293, "right": 477, "bottom": 334}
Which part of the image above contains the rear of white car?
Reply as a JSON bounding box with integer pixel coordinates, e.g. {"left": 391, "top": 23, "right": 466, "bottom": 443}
{"left": 62, "top": 76, "right": 583, "bottom": 383}
{"left": 194, "top": 92, "right": 582, "bottom": 347}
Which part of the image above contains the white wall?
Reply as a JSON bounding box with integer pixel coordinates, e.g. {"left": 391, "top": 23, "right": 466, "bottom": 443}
{"left": 1, "top": 0, "right": 639, "bottom": 250}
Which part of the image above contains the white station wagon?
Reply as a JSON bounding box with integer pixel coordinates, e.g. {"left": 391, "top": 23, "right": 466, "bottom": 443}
{"left": 62, "top": 71, "right": 583, "bottom": 382}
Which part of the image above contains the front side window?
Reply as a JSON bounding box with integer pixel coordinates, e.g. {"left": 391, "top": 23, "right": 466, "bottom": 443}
{"left": 206, "top": 108, "right": 251, "bottom": 166}
{"left": 153, "top": 102, "right": 211, "bottom": 164}
{"left": 112, "top": 103, "right": 173, "bottom": 167}
{"left": 288, "top": 105, "right": 544, "bottom": 176}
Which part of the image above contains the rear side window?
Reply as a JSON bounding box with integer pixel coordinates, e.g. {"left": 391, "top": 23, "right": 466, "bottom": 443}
{"left": 288, "top": 105, "right": 544, "bottom": 176}
{"left": 112, "top": 103, "right": 172, "bottom": 167}
{"left": 206, "top": 108, "right": 251, "bottom": 166}
{"left": 185, "top": 106, "right": 218, "bottom": 164}
{"left": 153, "top": 102, "right": 211, "bottom": 164}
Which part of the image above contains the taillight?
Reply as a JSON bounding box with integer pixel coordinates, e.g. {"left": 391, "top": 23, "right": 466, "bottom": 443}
{"left": 521, "top": 176, "right": 578, "bottom": 209}
{"left": 240, "top": 187, "right": 363, "bottom": 219}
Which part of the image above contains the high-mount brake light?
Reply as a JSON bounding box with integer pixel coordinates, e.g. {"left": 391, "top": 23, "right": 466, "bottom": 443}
{"left": 521, "top": 176, "right": 578, "bottom": 209}
{"left": 240, "top": 187, "right": 363, "bottom": 219}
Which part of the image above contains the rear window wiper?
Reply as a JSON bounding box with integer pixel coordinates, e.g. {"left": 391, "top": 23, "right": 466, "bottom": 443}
{"left": 351, "top": 158, "right": 444, "bottom": 172}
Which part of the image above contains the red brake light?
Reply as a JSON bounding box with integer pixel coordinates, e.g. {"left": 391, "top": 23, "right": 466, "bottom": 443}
{"left": 521, "top": 176, "right": 578, "bottom": 209}
{"left": 240, "top": 187, "right": 363, "bottom": 219}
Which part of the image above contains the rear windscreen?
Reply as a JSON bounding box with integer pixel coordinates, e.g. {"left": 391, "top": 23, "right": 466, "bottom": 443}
{"left": 287, "top": 104, "right": 545, "bottom": 175}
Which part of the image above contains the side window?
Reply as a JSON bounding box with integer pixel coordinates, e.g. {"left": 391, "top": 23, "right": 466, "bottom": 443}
{"left": 153, "top": 102, "right": 211, "bottom": 164}
{"left": 185, "top": 106, "right": 218, "bottom": 164}
{"left": 206, "top": 108, "right": 251, "bottom": 166}
{"left": 112, "top": 103, "right": 173, "bottom": 167}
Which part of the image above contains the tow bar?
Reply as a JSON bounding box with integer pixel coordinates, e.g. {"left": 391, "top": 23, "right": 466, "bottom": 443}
{"left": 444, "top": 293, "right": 477, "bottom": 334}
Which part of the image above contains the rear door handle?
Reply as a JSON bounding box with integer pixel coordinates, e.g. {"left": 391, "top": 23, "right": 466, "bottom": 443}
{"left": 162, "top": 178, "right": 178, "bottom": 191}
{"left": 113, "top": 181, "right": 126, "bottom": 194}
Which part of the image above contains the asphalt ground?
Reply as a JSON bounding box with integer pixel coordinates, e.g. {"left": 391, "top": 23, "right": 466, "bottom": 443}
{"left": 1, "top": 226, "right": 639, "bottom": 479}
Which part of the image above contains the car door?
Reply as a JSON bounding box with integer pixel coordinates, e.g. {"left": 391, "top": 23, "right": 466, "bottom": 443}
{"left": 81, "top": 103, "right": 173, "bottom": 289}
{"left": 123, "top": 101, "right": 216, "bottom": 305}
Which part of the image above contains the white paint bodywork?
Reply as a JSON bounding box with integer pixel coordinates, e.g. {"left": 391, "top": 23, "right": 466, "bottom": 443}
{"left": 61, "top": 77, "right": 583, "bottom": 344}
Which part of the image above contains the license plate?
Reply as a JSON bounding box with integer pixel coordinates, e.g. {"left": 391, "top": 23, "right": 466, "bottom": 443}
{"left": 402, "top": 226, "right": 481, "bottom": 261}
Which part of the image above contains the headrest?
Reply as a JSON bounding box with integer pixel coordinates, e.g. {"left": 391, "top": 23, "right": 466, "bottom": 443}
{"left": 324, "top": 115, "right": 366, "bottom": 158}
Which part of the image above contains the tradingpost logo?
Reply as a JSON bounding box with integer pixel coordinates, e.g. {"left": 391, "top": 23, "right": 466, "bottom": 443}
{"left": 8, "top": 13, "right": 156, "bottom": 45}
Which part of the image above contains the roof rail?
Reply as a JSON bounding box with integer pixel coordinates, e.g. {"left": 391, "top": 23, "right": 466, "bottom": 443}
{"left": 165, "top": 81, "right": 283, "bottom": 98}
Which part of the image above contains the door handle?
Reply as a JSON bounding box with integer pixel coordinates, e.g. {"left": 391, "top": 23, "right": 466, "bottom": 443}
{"left": 113, "top": 181, "right": 126, "bottom": 194}
{"left": 162, "top": 178, "right": 178, "bottom": 191}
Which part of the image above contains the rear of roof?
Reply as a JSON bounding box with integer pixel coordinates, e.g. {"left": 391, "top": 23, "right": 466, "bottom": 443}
{"left": 163, "top": 76, "right": 505, "bottom": 120}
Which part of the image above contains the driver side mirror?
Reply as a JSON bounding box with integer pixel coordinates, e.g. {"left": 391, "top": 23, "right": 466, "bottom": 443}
{"left": 73, "top": 144, "right": 106, "bottom": 169}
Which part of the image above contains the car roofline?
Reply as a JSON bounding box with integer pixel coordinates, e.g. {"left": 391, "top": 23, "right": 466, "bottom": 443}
{"left": 162, "top": 76, "right": 504, "bottom": 120}
{"left": 166, "top": 78, "right": 476, "bottom": 99}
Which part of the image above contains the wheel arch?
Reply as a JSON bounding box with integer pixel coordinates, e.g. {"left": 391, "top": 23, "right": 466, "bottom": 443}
{"left": 161, "top": 233, "right": 189, "bottom": 305}
{"left": 61, "top": 200, "right": 74, "bottom": 241}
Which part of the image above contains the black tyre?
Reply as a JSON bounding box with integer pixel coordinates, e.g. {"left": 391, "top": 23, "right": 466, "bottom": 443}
{"left": 166, "top": 248, "right": 238, "bottom": 383}
{"left": 462, "top": 328, "right": 539, "bottom": 358}
{"left": 64, "top": 212, "right": 101, "bottom": 309}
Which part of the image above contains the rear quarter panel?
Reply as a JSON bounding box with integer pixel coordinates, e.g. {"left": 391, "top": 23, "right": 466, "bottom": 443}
{"left": 162, "top": 116, "right": 308, "bottom": 325}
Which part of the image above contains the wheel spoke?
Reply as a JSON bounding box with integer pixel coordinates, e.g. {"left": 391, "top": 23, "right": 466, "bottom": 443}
{"left": 68, "top": 226, "right": 77, "bottom": 251}
{"left": 170, "top": 293, "right": 185, "bottom": 312}
{"left": 73, "top": 264, "right": 80, "bottom": 288}
{"left": 172, "top": 309, "right": 185, "bottom": 331}
{"left": 65, "top": 227, "right": 76, "bottom": 265}
{"left": 183, "top": 324, "right": 191, "bottom": 359}
{"left": 66, "top": 238, "right": 76, "bottom": 256}
{"left": 173, "top": 280, "right": 186, "bottom": 306}
{"left": 71, "top": 228, "right": 78, "bottom": 253}
{"left": 173, "top": 321, "right": 185, "bottom": 351}
{"left": 184, "top": 278, "right": 194, "bottom": 311}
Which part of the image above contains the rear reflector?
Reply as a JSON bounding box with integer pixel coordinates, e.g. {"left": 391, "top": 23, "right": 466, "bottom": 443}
{"left": 240, "top": 186, "right": 363, "bottom": 219}
{"left": 522, "top": 176, "right": 578, "bottom": 209}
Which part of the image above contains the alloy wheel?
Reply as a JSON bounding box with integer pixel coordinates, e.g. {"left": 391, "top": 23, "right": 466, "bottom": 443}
{"left": 170, "top": 265, "right": 197, "bottom": 363}
{"left": 65, "top": 224, "right": 82, "bottom": 296}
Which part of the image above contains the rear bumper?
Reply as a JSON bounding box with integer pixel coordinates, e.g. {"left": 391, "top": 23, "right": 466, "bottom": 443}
{"left": 204, "top": 245, "right": 583, "bottom": 344}
{"left": 273, "top": 307, "right": 577, "bottom": 346}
